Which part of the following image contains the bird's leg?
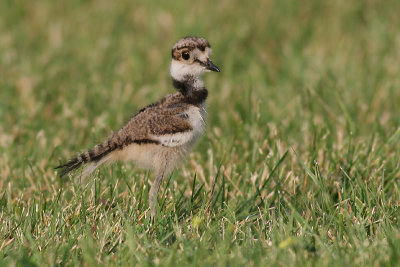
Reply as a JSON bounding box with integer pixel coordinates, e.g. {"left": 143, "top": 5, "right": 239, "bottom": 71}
{"left": 149, "top": 171, "right": 164, "bottom": 220}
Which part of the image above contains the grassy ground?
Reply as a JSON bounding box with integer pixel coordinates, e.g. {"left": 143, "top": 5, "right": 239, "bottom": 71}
{"left": 1, "top": 0, "right": 400, "bottom": 266}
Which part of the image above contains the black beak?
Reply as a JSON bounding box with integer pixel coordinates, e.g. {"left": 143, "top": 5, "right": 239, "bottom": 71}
{"left": 205, "top": 59, "right": 220, "bottom": 72}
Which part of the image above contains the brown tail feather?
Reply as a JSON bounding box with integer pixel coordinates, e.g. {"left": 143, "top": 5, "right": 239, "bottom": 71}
{"left": 55, "top": 138, "right": 116, "bottom": 177}
{"left": 54, "top": 157, "right": 83, "bottom": 177}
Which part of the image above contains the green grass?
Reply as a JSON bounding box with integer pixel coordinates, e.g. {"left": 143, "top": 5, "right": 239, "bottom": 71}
{"left": 1, "top": 0, "right": 400, "bottom": 266}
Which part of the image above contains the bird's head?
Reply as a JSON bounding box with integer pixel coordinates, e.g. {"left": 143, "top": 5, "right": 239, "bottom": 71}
{"left": 170, "top": 36, "right": 220, "bottom": 82}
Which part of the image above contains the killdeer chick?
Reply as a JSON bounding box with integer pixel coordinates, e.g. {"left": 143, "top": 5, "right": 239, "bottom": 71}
{"left": 56, "top": 36, "right": 220, "bottom": 219}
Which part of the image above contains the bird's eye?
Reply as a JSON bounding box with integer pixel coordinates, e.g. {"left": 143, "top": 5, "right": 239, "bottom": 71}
{"left": 182, "top": 52, "right": 190, "bottom": 60}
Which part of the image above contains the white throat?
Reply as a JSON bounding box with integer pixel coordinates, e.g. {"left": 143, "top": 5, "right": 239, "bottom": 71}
{"left": 170, "top": 60, "right": 205, "bottom": 86}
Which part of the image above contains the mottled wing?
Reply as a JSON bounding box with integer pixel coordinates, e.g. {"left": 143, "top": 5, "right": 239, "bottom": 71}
{"left": 148, "top": 115, "right": 194, "bottom": 147}
{"left": 114, "top": 107, "right": 194, "bottom": 147}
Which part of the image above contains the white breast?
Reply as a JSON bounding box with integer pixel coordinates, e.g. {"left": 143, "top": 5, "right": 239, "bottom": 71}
{"left": 187, "top": 103, "right": 207, "bottom": 139}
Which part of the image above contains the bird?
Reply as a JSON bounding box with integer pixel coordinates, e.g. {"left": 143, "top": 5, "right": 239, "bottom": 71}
{"left": 55, "top": 36, "right": 220, "bottom": 219}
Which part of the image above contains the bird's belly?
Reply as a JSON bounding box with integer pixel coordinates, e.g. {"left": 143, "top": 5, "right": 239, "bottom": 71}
{"left": 115, "top": 144, "right": 187, "bottom": 173}
{"left": 116, "top": 143, "right": 159, "bottom": 169}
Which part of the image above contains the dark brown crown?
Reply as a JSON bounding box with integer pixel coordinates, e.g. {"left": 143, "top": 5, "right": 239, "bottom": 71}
{"left": 171, "top": 36, "right": 211, "bottom": 60}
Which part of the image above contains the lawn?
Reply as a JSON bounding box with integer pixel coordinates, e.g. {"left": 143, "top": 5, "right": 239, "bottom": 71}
{"left": 0, "top": 0, "right": 399, "bottom": 266}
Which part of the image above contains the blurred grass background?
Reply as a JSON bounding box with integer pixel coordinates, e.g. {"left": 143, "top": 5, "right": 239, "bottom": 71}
{"left": 0, "top": 0, "right": 399, "bottom": 266}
